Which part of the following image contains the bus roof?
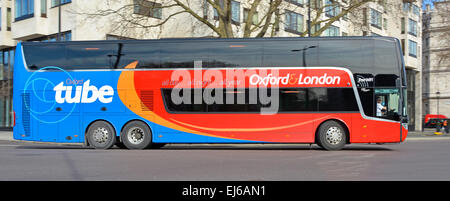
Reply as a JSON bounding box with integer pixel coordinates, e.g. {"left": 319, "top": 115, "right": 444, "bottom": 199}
{"left": 20, "top": 36, "right": 399, "bottom": 46}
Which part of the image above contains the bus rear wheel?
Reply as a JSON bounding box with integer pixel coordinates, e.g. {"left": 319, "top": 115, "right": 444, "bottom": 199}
{"left": 317, "top": 120, "right": 347, "bottom": 151}
{"left": 121, "top": 121, "right": 152, "bottom": 150}
{"left": 86, "top": 121, "right": 117, "bottom": 149}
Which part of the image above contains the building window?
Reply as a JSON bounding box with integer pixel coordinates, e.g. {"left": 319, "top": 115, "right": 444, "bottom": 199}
{"left": 7, "top": 8, "right": 11, "bottom": 31}
{"left": 311, "top": 0, "right": 322, "bottom": 10}
{"left": 29, "top": 31, "right": 72, "bottom": 42}
{"left": 286, "top": 0, "right": 304, "bottom": 7}
{"left": 106, "top": 34, "right": 135, "bottom": 40}
{"left": 0, "top": 48, "right": 14, "bottom": 128}
{"left": 370, "top": 8, "right": 382, "bottom": 29}
{"left": 342, "top": 13, "right": 348, "bottom": 21}
{"left": 243, "top": 8, "right": 258, "bottom": 25}
{"left": 323, "top": 25, "right": 339, "bottom": 36}
{"left": 408, "top": 18, "right": 417, "bottom": 36}
{"left": 231, "top": 1, "right": 240, "bottom": 23}
{"left": 401, "top": 17, "right": 405, "bottom": 34}
{"left": 285, "top": 10, "right": 303, "bottom": 34}
{"left": 213, "top": 0, "right": 240, "bottom": 25}
{"left": 41, "top": 0, "right": 47, "bottom": 17}
{"left": 15, "top": 0, "right": 34, "bottom": 21}
{"left": 371, "top": 32, "right": 381, "bottom": 36}
{"left": 383, "top": 18, "right": 387, "bottom": 30}
{"left": 362, "top": 8, "right": 367, "bottom": 26}
{"left": 412, "top": 4, "right": 420, "bottom": 16}
{"left": 403, "top": 2, "right": 411, "bottom": 12}
{"left": 311, "top": 23, "right": 320, "bottom": 35}
{"left": 202, "top": 0, "right": 208, "bottom": 19}
{"left": 401, "top": 39, "right": 405, "bottom": 56}
{"left": 133, "top": 0, "right": 162, "bottom": 19}
{"left": 274, "top": 9, "right": 280, "bottom": 32}
{"left": 325, "top": 0, "right": 339, "bottom": 17}
{"left": 51, "top": 0, "right": 71, "bottom": 7}
{"left": 408, "top": 40, "right": 417, "bottom": 58}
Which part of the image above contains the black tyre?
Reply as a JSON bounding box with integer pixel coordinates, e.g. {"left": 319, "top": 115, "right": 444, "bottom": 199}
{"left": 151, "top": 143, "right": 166, "bottom": 149}
{"left": 115, "top": 140, "right": 127, "bottom": 149}
{"left": 86, "top": 121, "right": 117, "bottom": 149}
{"left": 317, "top": 120, "right": 347, "bottom": 151}
{"left": 121, "top": 121, "right": 152, "bottom": 149}
{"left": 315, "top": 135, "right": 324, "bottom": 149}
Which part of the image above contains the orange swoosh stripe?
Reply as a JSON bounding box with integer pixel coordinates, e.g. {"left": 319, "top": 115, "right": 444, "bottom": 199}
{"left": 117, "top": 61, "right": 238, "bottom": 140}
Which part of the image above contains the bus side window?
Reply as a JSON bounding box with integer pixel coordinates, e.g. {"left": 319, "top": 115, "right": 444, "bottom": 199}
{"left": 112, "top": 43, "right": 161, "bottom": 69}
{"left": 66, "top": 44, "right": 114, "bottom": 69}
{"left": 263, "top": 41, "right": 318, "bottom": 67}
{"left": 208, "top": 42, "right": 262, "bottom": 68}
{"left": 160, "top": 42, "right": 209, "bottom": 68}
{"left": 23, "top": 44, "right": 66, "bottom": 70}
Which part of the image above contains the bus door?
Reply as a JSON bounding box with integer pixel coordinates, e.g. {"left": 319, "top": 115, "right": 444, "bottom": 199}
{"left": 372, "top": 88, "right": 402, "bottom": 142}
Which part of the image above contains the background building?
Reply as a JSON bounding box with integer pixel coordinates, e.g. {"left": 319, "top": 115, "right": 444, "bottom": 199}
{"left": 422, "top": 1, "right": 450, "bottom": 123}
{"left": 0, "top": 0, "right": 423, "bottom": 130}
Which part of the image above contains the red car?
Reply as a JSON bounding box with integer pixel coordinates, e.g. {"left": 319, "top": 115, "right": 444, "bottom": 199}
{"left": 424, "top": 114, "right": 449, "bottom": 128}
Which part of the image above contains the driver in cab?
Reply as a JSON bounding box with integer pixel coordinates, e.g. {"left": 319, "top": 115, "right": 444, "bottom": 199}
{"left": 376, "top": 97, "right": 387, "bottom": 117}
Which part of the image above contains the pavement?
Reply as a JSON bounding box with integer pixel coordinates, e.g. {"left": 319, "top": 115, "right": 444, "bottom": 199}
{"left": 0, "top": 131, "right": 12, "bottom": 141}
{"left": 408, "top": 129, "right": 450, "bottom": 139}
{"left": 1, "top": 129, "right": 449, "bottom": 143}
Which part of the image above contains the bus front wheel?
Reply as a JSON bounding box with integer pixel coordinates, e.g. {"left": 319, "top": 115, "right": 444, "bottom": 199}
{"left": 316, "top": 120, "right": 347, "bottom": 151}
{"left": 121, "top": 121, "right": 152, "bottom": 150}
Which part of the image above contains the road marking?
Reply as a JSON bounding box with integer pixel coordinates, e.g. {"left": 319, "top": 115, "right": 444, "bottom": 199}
{"left": 0, "top": 144, "right": 20, "bottom": 147}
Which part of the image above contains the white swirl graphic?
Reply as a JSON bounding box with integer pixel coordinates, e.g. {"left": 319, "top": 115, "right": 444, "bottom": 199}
{"left": 23, "top": 66, "right": 77, "bottom": 124}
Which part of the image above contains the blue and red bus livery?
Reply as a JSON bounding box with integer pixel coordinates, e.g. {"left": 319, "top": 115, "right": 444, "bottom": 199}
{"left": 13, "top": 37, "right": 408, "bottom": 150}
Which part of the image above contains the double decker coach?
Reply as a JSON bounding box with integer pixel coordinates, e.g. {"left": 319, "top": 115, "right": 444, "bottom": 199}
{"left": 13, "top": 37, "right": 408, "bottom": 150}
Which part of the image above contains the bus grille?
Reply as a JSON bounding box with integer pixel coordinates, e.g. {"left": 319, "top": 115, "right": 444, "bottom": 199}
{"left": 140, "top": 90, "right": 153, "bottom": 111}
{"left": 21, "top": 93, "right": 31, "bottom": 136}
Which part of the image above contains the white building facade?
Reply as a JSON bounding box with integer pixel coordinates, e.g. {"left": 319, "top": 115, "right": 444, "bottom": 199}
{"left": 422, "top": 1, "right": 450, "bottom": 123}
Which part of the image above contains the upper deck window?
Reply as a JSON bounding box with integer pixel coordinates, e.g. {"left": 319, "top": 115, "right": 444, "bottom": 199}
{"left": 22, "top": 38, "right": 403, "bottom": 85}
{"left": 24, "top": 43, "right": 114, "bottom": 70}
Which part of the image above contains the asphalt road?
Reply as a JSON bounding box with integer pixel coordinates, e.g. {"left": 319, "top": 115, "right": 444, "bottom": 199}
{"left": 1, "top": 138, "right": 450, "bottom": 181}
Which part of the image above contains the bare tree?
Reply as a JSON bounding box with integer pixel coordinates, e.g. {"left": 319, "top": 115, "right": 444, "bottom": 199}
{"left": 76, "top": 0, "right": 389, "bottom": 38}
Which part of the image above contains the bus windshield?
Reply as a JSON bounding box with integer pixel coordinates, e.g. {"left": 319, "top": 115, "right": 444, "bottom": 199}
{"left": 375, "top": 88, "right": 401, "bottom": 121}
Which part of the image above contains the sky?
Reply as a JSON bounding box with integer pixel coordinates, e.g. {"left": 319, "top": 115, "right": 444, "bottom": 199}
{"left": 423, "top": 0, "right": 434, "bottom": 10}
{"left": 423, "top": 0, "right": 447, "bottom": 10}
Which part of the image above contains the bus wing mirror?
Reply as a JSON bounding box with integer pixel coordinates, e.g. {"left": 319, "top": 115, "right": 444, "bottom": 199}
{"left": 395, "top": 78, "right": 401, "bottom": 87}
{"left": 401, "top": 117, "right": 408, "bottom": 124}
